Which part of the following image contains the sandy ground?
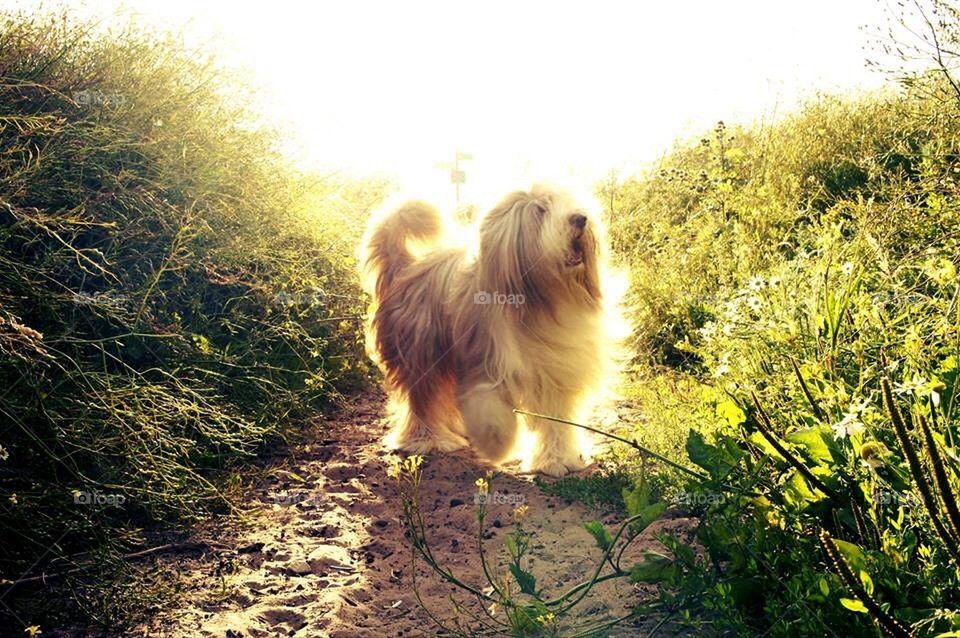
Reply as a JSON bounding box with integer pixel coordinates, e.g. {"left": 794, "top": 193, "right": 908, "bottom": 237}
{"left": 127, "top": 393, "right": 694, "bottom": 637}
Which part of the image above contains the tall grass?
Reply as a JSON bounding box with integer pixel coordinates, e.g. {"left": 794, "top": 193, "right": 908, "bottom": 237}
{"left": 602, "top": 79, "right": 960, "bottom": 635}
{"left": 0, "top": 10, "right": 383, "bottom": 628}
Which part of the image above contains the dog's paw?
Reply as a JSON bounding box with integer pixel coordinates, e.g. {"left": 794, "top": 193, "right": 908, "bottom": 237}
{"left": 532, "top": 459, "right": 570, "bottom": 477}
{"left": 529, "top": 454, "right": 590, "bottom": 478}
{"left": 394, "top": 434, "right": 467, "bottom": 455}
{"left": 431, "top": 434, "right": 469, "bottom": 453}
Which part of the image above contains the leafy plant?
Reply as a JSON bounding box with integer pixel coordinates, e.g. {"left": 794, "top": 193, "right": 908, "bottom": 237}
{"left": 0, "top": 9, "right": 383, "bottom": 629}
{"left": 390, "top": 455, "right": 683, "bottom": 636}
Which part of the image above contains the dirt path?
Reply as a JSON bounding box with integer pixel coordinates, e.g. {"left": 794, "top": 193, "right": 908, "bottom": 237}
{"left": 133, "top": 393, "right": 693, "bottom": 637}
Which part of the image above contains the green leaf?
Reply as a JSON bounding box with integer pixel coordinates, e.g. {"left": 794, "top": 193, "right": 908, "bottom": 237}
{"left": 783, "top": 471, "right": 822, "bottom": 508}
{"left": 629, "top": 551, "right": 675, "bottom": 584}
{"left": 622, "top": 479, "right": 667, "bottom": 532}
{"left": 749, "top": 431, "right": 785, "bottom": 460}
{"left": 784, "top": 426, "right": 834, "bottom": 464}
{"left": 840, "top": 597, "right": 868, "bottom": 613}
{"left": 687, "top": 429, "right": 714, "bottom": 471}
{"left": 833, "top": 539, "right": 868, "bottom": 573}
{"left": 859, "top": 570, "right": 874, "bottom": 596}
{"left": 818, "top": 577, "right": 830, "bottom": 597}
{"left": 508, "top": 563, "right": 538, "bottom": 596}
{"left": 686, "top": 429, "right": 742, "bottom": 480}
{"left": 584, "top": 520, "right": 613, "bottom": 551}
{"left": 716, "top": 398, "right": 747, "bottom": 427}
{"left": 505, "top": 534, "right": 518, "bottom": 558}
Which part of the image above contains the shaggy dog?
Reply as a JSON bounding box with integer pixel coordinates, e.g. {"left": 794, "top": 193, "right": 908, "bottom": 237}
{"left": 360, "top": 185, "right": 621, "bottom": 477}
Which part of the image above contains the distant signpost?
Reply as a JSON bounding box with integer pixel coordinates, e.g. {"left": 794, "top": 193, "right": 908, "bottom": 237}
{"left": 439, "top": 149, "right": 472, "bottom": 207}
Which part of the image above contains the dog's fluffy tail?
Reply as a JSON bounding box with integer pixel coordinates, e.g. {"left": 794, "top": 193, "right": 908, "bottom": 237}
{"left": 361, "top": 200, "right": 443, "bottom": 300}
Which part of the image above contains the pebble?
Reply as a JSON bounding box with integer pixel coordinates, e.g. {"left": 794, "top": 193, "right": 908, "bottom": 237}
{"left": 285, "top": 560, "right": 313, "bottom": 576}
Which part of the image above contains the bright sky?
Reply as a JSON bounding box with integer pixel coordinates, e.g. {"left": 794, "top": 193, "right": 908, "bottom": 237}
{"left": 18, "top": 0, "right": 890, "bottom": 207}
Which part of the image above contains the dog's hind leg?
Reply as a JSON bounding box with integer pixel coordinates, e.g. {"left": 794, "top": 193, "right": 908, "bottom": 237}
{"left": 385, "top": 375, "right": 467, "bottom": 454}
{"left": 522, "top": 390, "right": 591, "bottom": 477}
{"left": 459, "top": 381, "right": 518, "bottom": 464}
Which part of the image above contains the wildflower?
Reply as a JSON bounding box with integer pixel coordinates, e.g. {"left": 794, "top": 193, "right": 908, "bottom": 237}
{"left": 386, "top": 458, "right": 401, "bottom": 479}
{"left": 894, "top": 374, "right": 927, "bottom": 395}
{"left": 848, "top": 398, "right": 870, "bottom": 414}
{"left": 841, "top": 261, "right": 855, "bottom": 276}
{"left": 475, "top": 477, "right": 489, "bottom": 497}
{"left": 402, "top": 455, "right": 423, "bottom": 473}
{"left": 712, "top": 364, "right": 731, "bottom": 378}
{"left": 0, "top": 445, "right": 8, "bottom": 461}
{"left": 25, "top": 627, "right": 41, "bottom": 637}
{"left": 699, "top": 321, "right": 718, "bottom": 340}
{"left": 512, "top": 504, "right": 529, "bottom": 523}
{"left": 8, "top": 493, "right": 16, "bottom": 505}
{"left": 859, "top": 441, "right": 886, "bottom": 469}
{"left": 536, "top": 612, "right": 556, "bottom": 626}
{"left": 745, "top": 296, "right": 762, "bottom": 312}
{"left": 747, "top": 275, "right": 765, "bottom": 291}
{"left": 832, "top": 412, "right": 865, "bottom": 440}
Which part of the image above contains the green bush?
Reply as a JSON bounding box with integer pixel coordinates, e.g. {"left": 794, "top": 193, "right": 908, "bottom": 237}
{"left": 604, "top": 91, "right": 951, "bottom": 368}
{"left": 0, "top": 10, "right": 383, "bottom": 627}
{"left": 605, "top": 83, "right": 960, "bottom": 635}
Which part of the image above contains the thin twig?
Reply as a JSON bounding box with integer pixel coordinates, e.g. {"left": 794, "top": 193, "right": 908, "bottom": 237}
{"left": 4, "top": 540, "right": 231, "bottom": 589}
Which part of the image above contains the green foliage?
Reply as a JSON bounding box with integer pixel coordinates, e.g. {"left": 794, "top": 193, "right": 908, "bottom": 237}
{"left": 604, "top": 79, "right": 960, "bottom": 635}
{"left": 535, "top": 468, "right": 634, "bottom": 512}
{"left": 0, "top": 10, "right": 383, "bottom": 627}
{"left": 603, "top": 90, "right": 956, "bottom": 369}
{"left": 394, "top": 463, "right": 680, "bottom": 637}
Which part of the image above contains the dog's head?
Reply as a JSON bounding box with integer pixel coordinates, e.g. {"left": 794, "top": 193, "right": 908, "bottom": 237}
{"left": 477, "top": 185, "right": 602, "bottom": 309}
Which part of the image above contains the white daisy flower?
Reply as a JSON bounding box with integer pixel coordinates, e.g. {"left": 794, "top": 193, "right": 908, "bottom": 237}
{"left": 832, "top": 412, "right": 865, "bottom": 440}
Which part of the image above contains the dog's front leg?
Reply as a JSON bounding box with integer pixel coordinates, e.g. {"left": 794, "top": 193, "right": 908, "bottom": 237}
{"left": 523, "top": 391, "right": 590, "bottom": 477}
{"left": 459, "top": 381, "right": 518, "bottom": 465}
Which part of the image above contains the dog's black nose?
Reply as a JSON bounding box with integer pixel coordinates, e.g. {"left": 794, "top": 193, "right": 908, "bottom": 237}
{"left": 570, "top": 214, "right": 587, "bottom": 229}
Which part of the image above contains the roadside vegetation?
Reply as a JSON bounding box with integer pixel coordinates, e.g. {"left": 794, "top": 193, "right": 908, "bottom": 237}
{"left": 585, "top": 3, "right": 960, "bottom": 634}
{"left": 0, "top": 10, "right": 382, "bottom": 629}
{"left": 602, "top": 80, "right": 960, "bottom": 635}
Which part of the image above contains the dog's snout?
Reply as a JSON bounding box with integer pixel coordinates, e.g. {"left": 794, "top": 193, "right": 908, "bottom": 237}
{"left": 570, "top": 214, "right": 587, "bottom": 229}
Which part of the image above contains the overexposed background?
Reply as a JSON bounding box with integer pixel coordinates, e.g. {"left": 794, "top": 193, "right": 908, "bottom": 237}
{"left": 13, "top": 0, "right": 890, "bottom": 207}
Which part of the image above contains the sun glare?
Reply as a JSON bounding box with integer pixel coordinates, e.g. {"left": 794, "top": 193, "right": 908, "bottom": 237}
{"left": 16, "top": 0, "right": 889, "bottom": 208}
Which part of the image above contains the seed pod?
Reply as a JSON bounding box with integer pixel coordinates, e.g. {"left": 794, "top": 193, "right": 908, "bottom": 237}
{"left": 818, "top": 529, "right": 912, "bottom": 638}
{"left": 917, "top": 412, "right": 960, "bottom": 551}
{"left": 881, "top": 378, "right": 960, "bottom": 562}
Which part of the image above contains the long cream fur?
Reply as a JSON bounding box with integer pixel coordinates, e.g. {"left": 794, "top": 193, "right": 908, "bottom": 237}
{"left": 360, "top": 185, "right": 622, "bottom": 477}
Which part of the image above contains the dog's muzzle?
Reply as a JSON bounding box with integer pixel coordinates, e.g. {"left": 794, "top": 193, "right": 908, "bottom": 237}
{"left": 566, "top": 215, "right": 587, "bottom": 266}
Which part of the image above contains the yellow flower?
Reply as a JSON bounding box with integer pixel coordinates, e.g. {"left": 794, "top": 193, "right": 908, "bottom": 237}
{"left": 475, "top": 477, "right": 489, "bottom": 496}
{"left": 8, "top": 493, "right": 16, "bottom": 505}
{"left": 536, "top": 612, "right": 556, "bottom": 626}
{"left": 512, "top": 504, "right": 529, "bottom": 523}
{"left": 403, "top": 455, "right": 423, "bottom": 473}
{"left": 25, "top": 627, "right": 41, "bottom": 637}
{"left": 386, "top": 459, "right": 401, "bottom": 479}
